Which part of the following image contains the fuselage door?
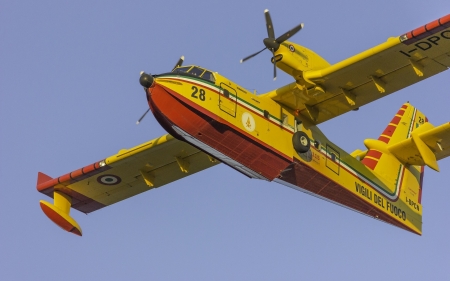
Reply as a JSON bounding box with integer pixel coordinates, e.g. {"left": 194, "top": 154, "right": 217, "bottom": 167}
{"left": 219, "top": 83, "right": 237, "bottom": 117}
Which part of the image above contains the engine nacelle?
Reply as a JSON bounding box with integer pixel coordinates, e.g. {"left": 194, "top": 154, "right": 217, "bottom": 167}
{"left": 273, "top": 41, "right": 330, "bottom": 83}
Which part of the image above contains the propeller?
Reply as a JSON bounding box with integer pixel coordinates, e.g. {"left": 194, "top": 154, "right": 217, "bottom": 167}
{"left": 240, "top": 9, "right": 304, "bottom": 80}
{"left": 172, "top": 55, "right": 184, "bottom": 71}
{"left": 136, "top": 71, "right": 152, "bottom": 125}
{"left": 136, "top": 108, "right": 150, "bottom": 124}
{"left": 137, "top": 56, "right": 185, "bottom": 124}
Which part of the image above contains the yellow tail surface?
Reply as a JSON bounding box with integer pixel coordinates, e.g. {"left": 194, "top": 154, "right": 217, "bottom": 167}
{"left": 358, "top": 103, "right": 450, "bottom": 233}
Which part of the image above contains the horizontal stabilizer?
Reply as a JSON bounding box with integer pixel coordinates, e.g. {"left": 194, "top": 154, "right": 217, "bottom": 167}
{"left": 388, "top": 122, "right": 450, "bottom": 171}
{"left": 350, "top": 149, "right": 367, "bottom": 160}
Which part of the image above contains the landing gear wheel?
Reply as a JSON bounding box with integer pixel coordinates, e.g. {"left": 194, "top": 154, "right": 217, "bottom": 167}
{"left": 292, "top": 131, "right": 311, "bottom": 153}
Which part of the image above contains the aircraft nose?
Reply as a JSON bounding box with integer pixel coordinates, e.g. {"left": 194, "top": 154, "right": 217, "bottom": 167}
{"left": 139, "top": 72, "right": 154, "bottom": 88}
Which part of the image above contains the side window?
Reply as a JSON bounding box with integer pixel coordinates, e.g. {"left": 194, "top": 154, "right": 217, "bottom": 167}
{"left": 281, "top": 113, "right": 288, "bottom": 125}
{"left": 222, "top": 88, "right": 230, "bottom": 98}
{"left": 201, "top": 71, "right": 216, "bottom": 83}
{"left": 281, "top": 109, "right": 293, "bottom": 128}
{"left": 188, "top": 67, "right": 205, "bottom": 76}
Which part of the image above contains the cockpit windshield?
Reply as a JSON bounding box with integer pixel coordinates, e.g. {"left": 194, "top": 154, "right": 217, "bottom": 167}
{"left": 188, "top": 67, "right": 204, "bottom": 76}
{"left": 172, "top": 65, "right": 215, "bottom": 83}
{"left": 201, "top": 71, "right": 215, "bottom": 82}
{"left": 173, "top": 66, "right": 191, "bottom": 73}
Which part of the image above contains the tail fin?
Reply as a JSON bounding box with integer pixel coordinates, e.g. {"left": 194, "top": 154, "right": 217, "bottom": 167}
{"left": 359, "top": 103, "right": 450, "bottom": 233}
{"left": 361, "top": 103, "right": 426, "bottom": 196}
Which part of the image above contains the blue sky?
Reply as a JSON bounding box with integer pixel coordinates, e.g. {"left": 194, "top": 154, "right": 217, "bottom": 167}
{"left": 1, "top": 0, "right": 449, "bottom": 280}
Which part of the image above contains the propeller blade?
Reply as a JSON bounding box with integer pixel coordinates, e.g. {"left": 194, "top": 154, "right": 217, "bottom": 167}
{"left": 241, "top": 10, "right": 303, "bottom": 81}
{"left": 272, "top": 51, "right": 277, "bottom": 81}
{"left": 136, "top": 108, "right": 151, "bottom": 125}
{"left": 172, "top": 55, "right": 185, "bottom": 71}
{"left": 264, "top": 9, "right": 275, "bottom": 39}
{"left": 276, "top": 23, "right": 304, "bottom": 44}
{"left": 240, "top": 47, "right": 267, "bottom": 63}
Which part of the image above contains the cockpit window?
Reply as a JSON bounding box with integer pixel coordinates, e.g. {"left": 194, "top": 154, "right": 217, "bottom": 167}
{"left": 171, "top": 65, "right": 215, "bottom": 83}
{"left": 201, "top": 71, "right": 215, "bottom": 83}
{"left": 173, "top": 66, "right": 191, "bottom": 73}
{"left": 188, "top": 67, "right": 205, "bottom": 76}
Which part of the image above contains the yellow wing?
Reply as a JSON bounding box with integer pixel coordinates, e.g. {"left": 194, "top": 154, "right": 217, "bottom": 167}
{"left": 267, "top": 14, "right": 450, "bottom": 124}
{"left": 37, "top": 134, "right": 219, "bottom": 235}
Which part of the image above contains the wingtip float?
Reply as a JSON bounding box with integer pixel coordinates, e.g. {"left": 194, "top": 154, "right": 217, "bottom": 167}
{"left": 38, "top": 11, "right": 450, "bottom": 236}
{"left": 38, "top": 173, "right": 82, "bottom": 236}
{"left": 39, "top": 200, "right": 82, "bottom": 236}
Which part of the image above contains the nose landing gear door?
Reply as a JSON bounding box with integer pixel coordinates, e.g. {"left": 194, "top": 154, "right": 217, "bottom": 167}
{"left": 219, "top": 83, "right": 237, "bottom": 117}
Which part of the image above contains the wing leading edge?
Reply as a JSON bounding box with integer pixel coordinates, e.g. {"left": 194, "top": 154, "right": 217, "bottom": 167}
{"left": 37, "top": 134, "right": 219, "bottom": 235}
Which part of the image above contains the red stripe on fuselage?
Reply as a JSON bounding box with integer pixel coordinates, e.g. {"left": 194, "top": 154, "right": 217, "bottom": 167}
{"left": 149, "top": 79, "right": 409, "bottom": 230}
{"left": 150, "top": 80, "right": 402, "bottom": 201}
{"left": 156, "top": 82, "right": 292, "bottom": 162}
{"left": 148, "top": 82, "right": 292, "bottom": 180}
{"left": 159, "top": 77, "right": 296, "bottom": 135}
{"left": 279, "top": 159, "right": 417, "bottom": 234}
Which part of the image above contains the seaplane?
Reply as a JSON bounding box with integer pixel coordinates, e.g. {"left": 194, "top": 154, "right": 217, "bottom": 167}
{"left": 37, "top": 10, "right": 450, "bottom": 236}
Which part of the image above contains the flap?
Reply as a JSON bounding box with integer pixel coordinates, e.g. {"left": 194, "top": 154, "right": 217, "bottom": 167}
{"left": 37, "top": 134, "right": 219, "bottom": 213}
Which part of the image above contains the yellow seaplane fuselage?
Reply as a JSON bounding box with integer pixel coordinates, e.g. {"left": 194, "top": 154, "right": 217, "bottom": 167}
{"left": 141, "top": 64, "right": 423, "bottom": 235}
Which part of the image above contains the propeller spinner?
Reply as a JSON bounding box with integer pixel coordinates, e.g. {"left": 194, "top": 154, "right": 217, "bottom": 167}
{"left": 240, "top": 9, "right": 304, "bottom": 80}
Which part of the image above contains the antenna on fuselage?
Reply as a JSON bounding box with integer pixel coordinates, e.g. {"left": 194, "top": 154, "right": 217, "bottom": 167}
{"left": 240, "top": 9, "right": 304, "bottom": 81}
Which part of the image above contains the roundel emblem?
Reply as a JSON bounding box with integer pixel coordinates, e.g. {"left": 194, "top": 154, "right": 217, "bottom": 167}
{"left": 97, "top": 175, "right": 122, "bottom": 185}
{"left": 289, "top": 44, "right": 295, "bottom": 52}
{"left": 241, "top": 112, "right": 255, "bottom": 132}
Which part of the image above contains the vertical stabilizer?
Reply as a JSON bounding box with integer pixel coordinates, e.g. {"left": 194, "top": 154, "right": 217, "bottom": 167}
{"left": 362, "top": 104, "right": 425, "bottom": 186}
{"left": 361, "top": 103, "right": 425, "bottom": 231}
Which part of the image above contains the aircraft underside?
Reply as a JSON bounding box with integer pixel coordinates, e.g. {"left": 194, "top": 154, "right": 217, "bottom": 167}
{"left": 147, "top": 81, "right": 419, "bottom": 234}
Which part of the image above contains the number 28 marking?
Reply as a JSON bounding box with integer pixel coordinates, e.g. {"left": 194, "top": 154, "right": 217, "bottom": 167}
{"left": 191, "top": 86, "right": 206, "bottom": 101}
